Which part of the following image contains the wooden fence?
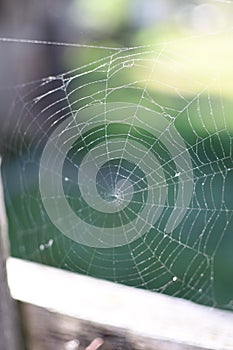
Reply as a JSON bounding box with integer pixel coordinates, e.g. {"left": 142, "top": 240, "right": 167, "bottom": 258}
{"left": 1, "top": 158, "right": 233, "bottom": 350}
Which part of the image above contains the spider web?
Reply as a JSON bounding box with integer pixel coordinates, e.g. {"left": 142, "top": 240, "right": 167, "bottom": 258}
{"left": 1, "top": 4, "right": 233, "bottom": 310}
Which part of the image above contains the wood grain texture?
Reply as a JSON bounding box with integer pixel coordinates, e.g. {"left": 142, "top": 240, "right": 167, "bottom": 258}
{"left": 2, "top": 154, "right": 233, "bottom": 350}
{"left": 7, "top": 257, "right": 233, "bottom": 350}
{"left": 18, "top": 302, "right": 202, "bottom": 350}
{"left": 0, "top": 159, "right": 24, "bottom": 350}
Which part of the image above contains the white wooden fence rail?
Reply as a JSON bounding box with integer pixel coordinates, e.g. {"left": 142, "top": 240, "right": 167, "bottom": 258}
{"left": 1, "top": 158, "right": 233, "bottom": 350}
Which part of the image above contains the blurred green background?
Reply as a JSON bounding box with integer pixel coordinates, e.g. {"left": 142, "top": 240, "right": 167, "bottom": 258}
{"left": 0, "top": 0, "right": 233, "bottom": 310}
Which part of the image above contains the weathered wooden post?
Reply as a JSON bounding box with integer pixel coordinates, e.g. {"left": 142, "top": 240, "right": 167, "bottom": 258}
{"left": 1, "top": 153, "right": 233, "bottom": 349}
{"left": 0, "top": 158, "right": 24, "bottom": 350}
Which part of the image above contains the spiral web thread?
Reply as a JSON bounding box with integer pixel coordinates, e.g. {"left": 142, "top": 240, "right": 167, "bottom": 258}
{"left": 2, "top": 10, "right": 233, "bottom": 309}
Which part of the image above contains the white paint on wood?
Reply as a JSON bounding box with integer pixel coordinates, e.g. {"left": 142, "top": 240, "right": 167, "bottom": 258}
{"left": 0, "top": 160, "right": 24, "bottom": 350}
{"left": 7, "top": 257, "right": 233, "bottom": 350}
